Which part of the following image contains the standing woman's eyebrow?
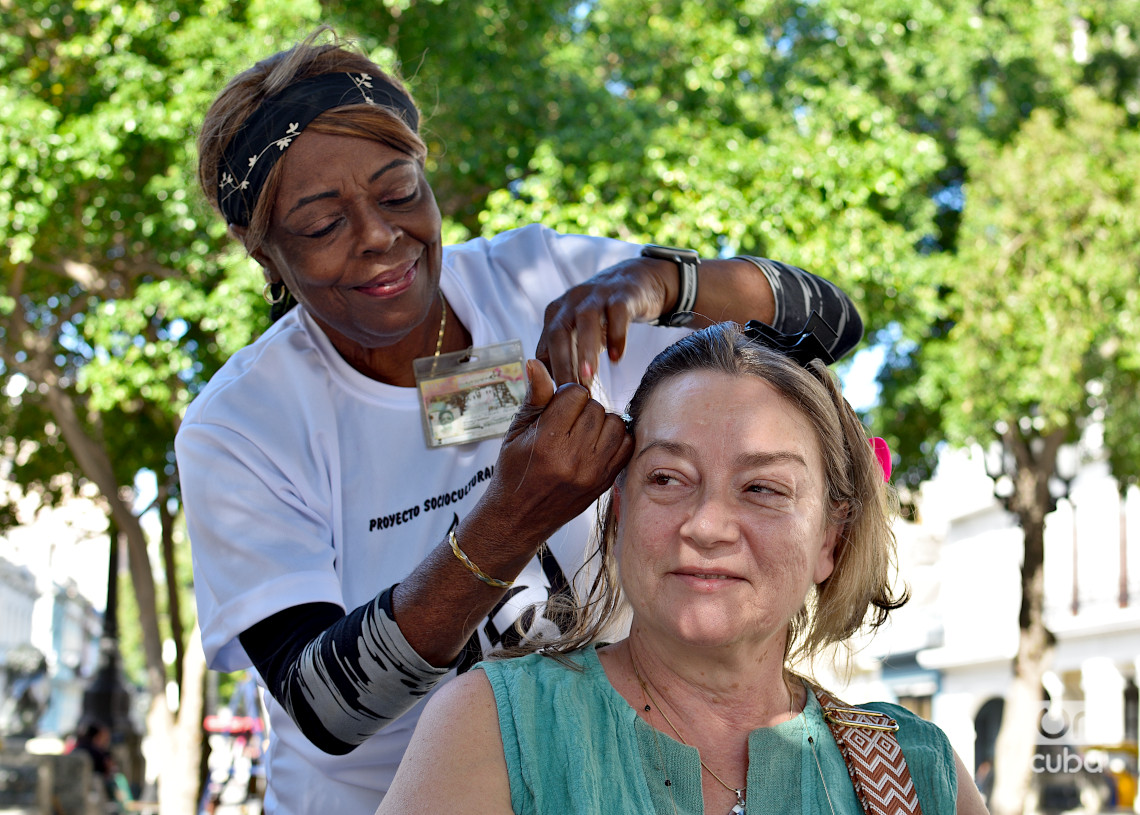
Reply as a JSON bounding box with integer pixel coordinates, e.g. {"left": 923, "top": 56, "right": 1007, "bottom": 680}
{"left": 288, "top": 190, "right": 337, "bottom": 216}
{"left": 286, "top": 159, "right": 414, "bottom": 216}
{"left": 369, "top": 158, "right": 413, "bottom": 184}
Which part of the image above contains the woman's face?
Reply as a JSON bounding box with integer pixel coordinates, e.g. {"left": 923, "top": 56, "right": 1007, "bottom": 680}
{"left": 616, "top": 370, "right": 840, "bottom": 653}
{"left": 253, "top": 130, "right": 443, "bottom": 355}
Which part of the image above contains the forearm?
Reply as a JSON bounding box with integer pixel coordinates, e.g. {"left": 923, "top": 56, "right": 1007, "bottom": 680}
{"left": 239, "top": 590, "right": 451, "bottom": 754}
{"left": 648, "top": 255, "right": 864, "bottom": 359}
{"left": 733, "top": 256, "right": 863, "bottom": 358}
{"left": 683, "top": 257, "right": 777, "bottom": 327}
{"left": 392, "top": 361, "right": 631, "bottom": 666}
{"left": 390, "top": 501, "right": 555, "bottom": 667}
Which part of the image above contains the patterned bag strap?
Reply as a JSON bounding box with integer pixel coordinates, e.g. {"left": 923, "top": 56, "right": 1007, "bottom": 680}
{"left": 812, "top": 687, "right": 924, "bottom": 815}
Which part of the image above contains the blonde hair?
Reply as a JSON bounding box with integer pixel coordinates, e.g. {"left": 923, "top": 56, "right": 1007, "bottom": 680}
{"left": 511, "top": 322, "right": 906, "bottom": 666}
{"left": 196, "top": 27, "right": 425, "bottom": 255}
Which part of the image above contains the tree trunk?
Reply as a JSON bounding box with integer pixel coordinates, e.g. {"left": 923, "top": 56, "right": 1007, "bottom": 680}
{"left": 41, "top": 379, "right": 184, "bottom": 802}
{"left": 160, "top": 619, "right": 206, "bottom": 815}
{"left": 160, "top": 486, "right": 186, "bottom": 688}
{"left": 988, "top": 426, "right": 1061, "bottom": 815}
{"left": 989, "top": 517, "right": 1052, "bottom": 815}
{"left": 43, "top": 379, "right": 167, "bottom": 698}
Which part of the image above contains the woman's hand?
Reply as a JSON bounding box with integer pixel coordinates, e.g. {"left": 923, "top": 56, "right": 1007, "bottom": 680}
{"left": 467, "top": 358, "right": 633, "bottom": 549}
{"left": 392, "top": 358, "right": 632, "bottom": 667}
{"left": 535, "top": 258, "right": 671, "bottom": 386}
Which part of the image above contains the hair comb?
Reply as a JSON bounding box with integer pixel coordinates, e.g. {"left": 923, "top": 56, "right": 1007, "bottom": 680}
{"left": 743, "top": 311, "right": 838, "bottom": 367}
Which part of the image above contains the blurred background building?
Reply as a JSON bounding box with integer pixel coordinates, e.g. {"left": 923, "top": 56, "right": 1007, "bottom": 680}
{"left": 834, "top": 430, "right": 1140, "bottom": 812}
{"left": 0, "top": 480, "right": 111, "bottom": 743}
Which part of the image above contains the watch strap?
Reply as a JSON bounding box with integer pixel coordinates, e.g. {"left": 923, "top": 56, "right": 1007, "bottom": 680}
{"left": 641, "top": 244, "right": 700, "bottom": 327}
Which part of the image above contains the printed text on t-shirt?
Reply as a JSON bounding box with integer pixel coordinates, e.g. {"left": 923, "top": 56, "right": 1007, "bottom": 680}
{"left": 367, "top": 465, "right": 496, "bottom": 532}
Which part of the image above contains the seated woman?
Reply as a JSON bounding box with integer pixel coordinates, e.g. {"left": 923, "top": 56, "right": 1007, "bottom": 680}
{"left": 377, "top": 321, "right": 989, "bottom": 815}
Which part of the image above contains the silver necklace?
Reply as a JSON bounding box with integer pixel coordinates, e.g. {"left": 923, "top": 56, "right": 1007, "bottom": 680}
{"left": 632, "top": 661, "right": 841, "bottom": 815}
{"left": 629, "top": 656, "right": 843, "bottom": 815}
{"left": 643, "top": 714, "right": 679, "bottom": 815}
{"left": 632, "top": 656, "right": 761, "bottom": 815}
{"left": 638, "top": 678, "right": 746, "bottom": 814}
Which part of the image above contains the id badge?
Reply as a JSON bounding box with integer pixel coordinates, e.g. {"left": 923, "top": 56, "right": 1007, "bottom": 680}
{"left": 413, "top": 339, "right": 527, "bottom": 448}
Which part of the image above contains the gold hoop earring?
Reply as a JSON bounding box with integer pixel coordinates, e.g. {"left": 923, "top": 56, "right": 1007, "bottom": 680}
{"left": 263, "top": 281, "right": 286, "bottom": 305}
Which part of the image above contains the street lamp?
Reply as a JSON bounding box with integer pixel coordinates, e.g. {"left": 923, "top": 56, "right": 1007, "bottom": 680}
{"left": 982, "top": 437, "right": 1016, "bottom": 511}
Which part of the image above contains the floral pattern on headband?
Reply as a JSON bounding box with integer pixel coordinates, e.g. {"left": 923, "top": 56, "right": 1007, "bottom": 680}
{"left": 217, "top": 72, "right": 416, "bottom": 226}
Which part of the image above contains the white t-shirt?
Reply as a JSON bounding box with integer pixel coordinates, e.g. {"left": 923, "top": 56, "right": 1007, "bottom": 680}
{"left": 176, "top": 225, "right": 686, "bottom": 814}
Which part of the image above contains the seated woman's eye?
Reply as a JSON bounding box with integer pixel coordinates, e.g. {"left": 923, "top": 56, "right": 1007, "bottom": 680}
{"left": 746, "top": 482, "right": 790, "bottom": 498}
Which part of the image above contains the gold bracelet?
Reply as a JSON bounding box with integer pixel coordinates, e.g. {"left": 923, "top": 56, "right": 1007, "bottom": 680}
{"left": 448, "top": 530, "right": 514, "bottom": 589}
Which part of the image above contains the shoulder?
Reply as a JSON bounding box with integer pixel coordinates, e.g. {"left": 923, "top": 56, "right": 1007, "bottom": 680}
{"left": 445, "top": 225, "right": 638, "bottom": 277}
{"left": 426, "top": 668, "right": 498, "bottom": 719}
{"left": 477, "top": 650, "right": 611, "bottom": 744}
{"left": 861, "top": 702, "right": 962, "bottom": 812}
{"left": 380, "top": 670, "right": 513, "bottom": 814}
{"left": 478, "top": 651, "right": 590, "bottom": 697}
{"left": 864, "top": 702, "right": 950, "bottom": 744}
{"left": 860, "top": 701, "right": 954, "bottom": 763}
{"left": 181, "top": 309, "right": 323, "bottom": 429}
{"left": 401, "top": 670, "right": 502, "bottom": 773}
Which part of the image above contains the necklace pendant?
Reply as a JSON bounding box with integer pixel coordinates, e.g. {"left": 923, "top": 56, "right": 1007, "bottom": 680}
{"left": 730, "top": 789, "right": 746, "bottom": 815}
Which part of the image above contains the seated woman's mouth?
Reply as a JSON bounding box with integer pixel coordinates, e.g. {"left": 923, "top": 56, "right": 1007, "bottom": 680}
{"left": 673, "top": 570, "right": 742, "bottom": 590}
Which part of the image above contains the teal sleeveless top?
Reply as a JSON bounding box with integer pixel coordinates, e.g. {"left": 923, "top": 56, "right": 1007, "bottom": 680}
{"left": 478, "top": 645, "right": 957, "bottom": 815}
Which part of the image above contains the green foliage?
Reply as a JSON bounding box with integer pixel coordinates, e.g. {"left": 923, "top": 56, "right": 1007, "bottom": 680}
{"left": 479, "top": 1, "right": 941, "bottom": 315}
{"left": 327, "top": 1, "right": 586, "bottom": 234}
{"left": 0, "top": 0, "right": 323, "bottom": 710}
{"left": 0, "top": 2, "right": 314, "bottom": 498}
{"left": 860, "top": 2, "right": 1140, "bottom": 490}
{"left": 875, "top": 87, "right": 1140, "bottom": 481}
{"left": 935, "top": 91, "right": 1138, "bottom": 439}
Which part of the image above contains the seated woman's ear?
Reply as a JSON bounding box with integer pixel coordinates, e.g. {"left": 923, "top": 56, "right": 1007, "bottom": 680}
{"left": 815, "top": 522, "right": 841, "bottom": 584}
{"left": 815, "top": 505, "right": 848, "bottom": 585}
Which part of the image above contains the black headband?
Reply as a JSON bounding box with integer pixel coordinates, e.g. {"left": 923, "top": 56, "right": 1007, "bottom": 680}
{"left": 217, "top": 71, "right": 420, "bottom": 227}
{"left": 743, "top": 312, "right": 839, "bottom": 366}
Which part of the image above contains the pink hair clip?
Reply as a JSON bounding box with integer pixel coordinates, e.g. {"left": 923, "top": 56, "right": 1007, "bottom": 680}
{"left": 869, "top": 437, "right": 892, "bottom": 482}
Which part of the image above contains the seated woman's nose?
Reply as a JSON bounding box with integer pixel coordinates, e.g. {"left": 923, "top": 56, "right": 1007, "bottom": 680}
{"left": 682, "top": 494, "right": 738, "bottom": 544}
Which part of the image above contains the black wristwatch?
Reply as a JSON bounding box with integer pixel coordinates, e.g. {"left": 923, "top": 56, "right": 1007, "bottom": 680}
{"left": 641, "top": 244, "right": 700, "bottom": 327}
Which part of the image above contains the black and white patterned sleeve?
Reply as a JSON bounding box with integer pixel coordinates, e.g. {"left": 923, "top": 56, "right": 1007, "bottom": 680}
{"left": 735, "top": 256, "right": 864, "bottom": 360}
{"left": 239, "top": 587, "right": 452, "bottom": 755}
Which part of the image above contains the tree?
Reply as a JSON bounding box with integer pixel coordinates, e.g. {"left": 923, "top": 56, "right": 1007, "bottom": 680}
{"left": 863, "top": 6, "right": 1140, "bottom": 811}
{"left": 1, "top": 1, "right": 326, "bottom": 810}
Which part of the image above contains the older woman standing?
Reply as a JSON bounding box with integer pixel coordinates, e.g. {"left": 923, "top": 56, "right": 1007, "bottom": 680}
{"left": 380, "top": 322, "right": 990, "bottom": 815}
{"left": 177, "top": 27, "right": 863, "bottom": 815}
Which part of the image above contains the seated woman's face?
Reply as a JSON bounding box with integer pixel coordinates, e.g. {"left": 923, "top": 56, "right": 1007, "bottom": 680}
{"left": 615, "top": 370, "right": 841, "bottom": 651}
{"left": 255, "top": 130, "right": 443, "bottom": 354}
